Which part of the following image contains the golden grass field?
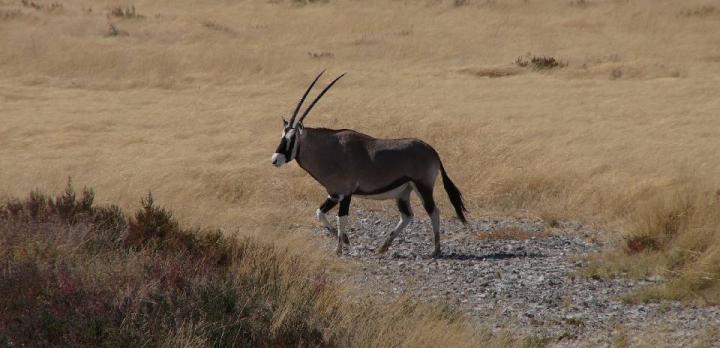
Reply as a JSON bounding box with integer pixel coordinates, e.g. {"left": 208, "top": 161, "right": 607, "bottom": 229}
{"left": 2, "top": 0, "right": 720, "bottom": 344}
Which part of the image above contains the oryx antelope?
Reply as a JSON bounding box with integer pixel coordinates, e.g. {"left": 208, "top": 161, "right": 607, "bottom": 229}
{"left": 272, "top": 72, "right": 468, "bottom": 257}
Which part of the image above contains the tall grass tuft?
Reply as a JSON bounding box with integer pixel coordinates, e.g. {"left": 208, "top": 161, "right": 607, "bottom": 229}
{"left": 587, "top": 183, "right": 720, "bottom": 304}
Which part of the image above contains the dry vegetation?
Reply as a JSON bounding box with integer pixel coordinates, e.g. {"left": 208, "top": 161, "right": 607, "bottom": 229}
{"left": 1, "top": 184, "right": 507, "bottom": 346}
{"left": 1, "top": 0, "right": 720, "bottom": 344}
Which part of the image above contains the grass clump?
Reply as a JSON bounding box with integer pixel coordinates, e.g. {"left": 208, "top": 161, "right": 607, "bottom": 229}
{"left": 0, "top": 9, "right": 24, "bottom": 20}
{"left": 108, "top": 5, "right": 143, "bottom": 19}
{"left": 3, "top": 178, "right": 99, "bottom": 225}
{"left": 586, "top": 184, "right": 720, "bottom": 304}
{"left": 515, "top": 55, "right": 567, "bottom": 70}
{"left": 308, "top": 51, "right": 334, "bottom": 59}
{"left": 289, "top": 0, "right": 330, "bottom": 5}
{"left": 0, "top": 185, "right": 500, "bottom": 347}
{"left": 569, "top": 0, "right": 590, "bottom": 7}
{"left": 678, "top": 5, "right": 716, "bottom": 18}
{"left": 201, "top": 20, "right": 235, "bottom": 34}
{"left": 106, "top": 22, "right": 129, "bottom": 37}
{"left": 20, "top": 0, "right": 62, "bottom": 12}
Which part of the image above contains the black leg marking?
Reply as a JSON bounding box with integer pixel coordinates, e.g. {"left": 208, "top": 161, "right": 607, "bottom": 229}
{"left": 319, "top": 195, "right": 339, "bottom": 213}
{"left": 338, "top": 195, "right": 352, "bottom": 216}
{"left": 317, "top": 194, "right": 347, "bottom": 244}
{"left": 336, "top": 195, "right": 352, "bottom": 256}
{"left": 415, "top": 182, "right": 441, "bottom": 257}
{"left": 397, "top": 198, "right": 412, "bottom": 217}
{"left": 415, "top": 183, "right": 437, "bottom": 214}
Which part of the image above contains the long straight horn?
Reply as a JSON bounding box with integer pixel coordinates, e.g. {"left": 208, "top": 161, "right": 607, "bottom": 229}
{"left": 289, "top": 71, "right": 325, "bottom": 126}
{"left": 297, "top": 73, "right": 346, "bottom": 125}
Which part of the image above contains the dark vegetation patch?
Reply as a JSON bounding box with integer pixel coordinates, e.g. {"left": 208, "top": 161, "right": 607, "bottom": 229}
{"left": 569, "top": 0, "right": 591, "bottom": 7}
{"left": 398, "top": 28, "right": 413, "bottom": 36}
{"left": 459, "top": 66, "right": 523, "bottom": 78}
{"left": 308, "top": 51, "right": 334, "bottom": 59}
{"left": 106, "top": 22, "right": 129, "bottom": 37}
{"left": 201, "top": 20, "right": 235, "bottom": 34}
{"left": 108, "top": 5, "right": 143, "bottom": 19}
{"left": 0, "top": 9, "right": 23, "bottom": 20}
{"left": 290, "top": 0, "right": 330, "bottom": 5}
{"left": 453, "top": 0, "right": 500, "bottom": 7}
{"left": 0, "top": 181, "right": 481, "bottom": 347}
{"left": 20, "top": 0, "right": 62, "bottom": 12}
{"left": 515, "top": 55, "right": 568, "bottom": 70}
{"left": 0, "top": 181, "right": 331, "bottom": 346}
{"left": 678, "top": 5, "right": 716, "bottom": 18}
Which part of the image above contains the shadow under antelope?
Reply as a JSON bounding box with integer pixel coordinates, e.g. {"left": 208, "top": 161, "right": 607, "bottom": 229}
{"left": 271, "top": 72, "right": 468, "bottom": 257}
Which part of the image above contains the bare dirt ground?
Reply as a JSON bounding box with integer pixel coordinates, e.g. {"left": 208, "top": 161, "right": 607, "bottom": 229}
{"left": 313, "top": 208, "right": 720, "bottom": 347}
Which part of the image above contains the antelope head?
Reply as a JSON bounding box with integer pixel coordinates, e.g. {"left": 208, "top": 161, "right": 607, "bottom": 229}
{"left": 272, "top": 71, "right": 345, "bottom": 167}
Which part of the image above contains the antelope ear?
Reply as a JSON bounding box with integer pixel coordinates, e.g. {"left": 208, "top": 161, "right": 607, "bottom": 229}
{"left": 282, "top": 118, "right": 289, "bottom": 127}
{"left": 297, "top": 123, "right": 304, "bottom": 133}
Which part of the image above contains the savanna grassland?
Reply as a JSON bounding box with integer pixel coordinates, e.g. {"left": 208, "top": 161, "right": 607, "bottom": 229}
{"left": 1, "top": 0, "right": 720, "bottom": 345}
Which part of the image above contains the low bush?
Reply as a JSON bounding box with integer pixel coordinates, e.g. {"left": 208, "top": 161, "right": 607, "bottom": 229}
{"left": 0, "top": 185, "right": 496, "bottom": 347}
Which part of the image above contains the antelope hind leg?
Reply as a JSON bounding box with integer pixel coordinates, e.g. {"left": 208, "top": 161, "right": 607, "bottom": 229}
{"left": 416, "top": 182, "right": 442, "bottom": 258}
{"left": 430, "top": 208, "right": 441, "bottom": 258}
{"left": 378, "top": 195, "right": 413, "bottom": 254}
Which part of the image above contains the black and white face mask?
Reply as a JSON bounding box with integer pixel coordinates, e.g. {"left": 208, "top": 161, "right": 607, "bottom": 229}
{"left": 271, "top": 119, "right": 302, "bottom": 167}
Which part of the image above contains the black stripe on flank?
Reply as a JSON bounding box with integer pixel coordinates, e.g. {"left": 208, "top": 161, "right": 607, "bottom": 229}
{"left": 354, "top": 177, "right": 411, "bottom": 196}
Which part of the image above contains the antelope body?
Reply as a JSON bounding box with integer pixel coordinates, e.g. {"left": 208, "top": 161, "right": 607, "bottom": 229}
{"left": 272, "top": 72, "right": 467, "bottom": 257}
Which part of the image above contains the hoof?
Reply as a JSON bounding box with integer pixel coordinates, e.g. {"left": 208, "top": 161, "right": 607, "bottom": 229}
{"left": 327, "top": 228, "right": 349, "bottom": 245}
{"left": 377, "top": 244, "right": 389, "bottom": 254}
{"left": 336, "top": 247, "right": 343, "bottom": 256}
{"left": 431, "top": 249, "right": 442, "bottom": 258}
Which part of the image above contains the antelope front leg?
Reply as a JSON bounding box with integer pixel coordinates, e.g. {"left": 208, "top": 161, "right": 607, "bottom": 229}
{"left": 316, "top": 194, "right": 349, "bottom": 244}
{"left": 315, "top": 194, "right": 350, "bottom": 244}
{"left": 317, "top": 209, "right": 335, "bottom": 232}
{"left": 336, "top": 195, "right": 352, "bottom": 256}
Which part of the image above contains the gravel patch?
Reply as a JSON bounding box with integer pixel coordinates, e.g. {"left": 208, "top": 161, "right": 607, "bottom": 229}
{"left": 313, "top": 208, "right": 720, "bottom": 347}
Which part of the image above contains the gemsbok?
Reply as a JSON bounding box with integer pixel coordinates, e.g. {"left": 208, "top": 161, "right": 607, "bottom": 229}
{"left": 272, "top": 72, "right": 468, "bottom": 257}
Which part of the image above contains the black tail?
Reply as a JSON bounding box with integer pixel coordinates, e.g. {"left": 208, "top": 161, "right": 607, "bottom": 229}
{"left": 439, "top": 163, "right": 468, "bottom": 224}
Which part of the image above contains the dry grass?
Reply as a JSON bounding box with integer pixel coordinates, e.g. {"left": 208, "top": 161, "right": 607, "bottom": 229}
{"left": 586, "top": 183, "right": 720, "bottom": 304}
{"left": 514, "top": 55, "right": 567, "bottom": 70}
{"left": 678, "top": 5, "right": 717, "bottom": 18}
{"left": 1, "top": 0, "right": 720, "bottom": 338}
{"left": 107, "top": 5, "right": 142, "bottom": 19}
{"left": 1, "top": 186, "right": 507, "bottom": 347}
